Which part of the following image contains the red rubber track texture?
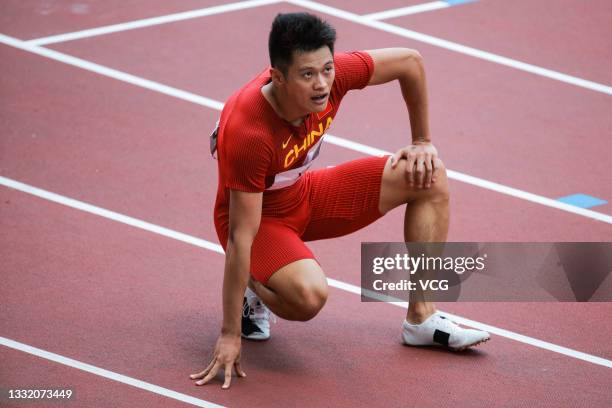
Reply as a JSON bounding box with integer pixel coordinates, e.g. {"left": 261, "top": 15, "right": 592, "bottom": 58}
{"left": 0, "top": 0, "right": 240, "bottom": 40}
{"left": 1, "top": 189, "right": 611, "bottom": 407}
{"left": 2, "top": 1, "right": 611, "bottom": 407}
{"left": 42, "top": 3, "right": 612, "bottom": 214}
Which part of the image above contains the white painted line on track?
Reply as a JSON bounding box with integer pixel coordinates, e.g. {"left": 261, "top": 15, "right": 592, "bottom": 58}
{"left": 25, "top": 0, "right": 283, "bottom": 46}
{"left": 362, "top": 1, "right": 449, "bottom": 20}
{"left": 0, "top": 336, "right": 225, "bottom": 408}
{"left": 0, "top": 33, "right": 223, "bottom": 111}
{"left": 327, "top": 278, "right": 612, "bottom": 369}
{"left": 322, "top": 135, "right": 612, "bottom": 224}
{"left": 0, "top": 176, "right": 224, "bottom": 254}
{"left": 286, "top": 0, "right": 612, "bottom": 95}
{"left": 2, "top": 176, "right": 611, "bottom": 369}
{"left": 13, "top": 0, "right": 612, "bottom": 96}
{"left": 1, "top": 33, "right": 609, "bottom": 225}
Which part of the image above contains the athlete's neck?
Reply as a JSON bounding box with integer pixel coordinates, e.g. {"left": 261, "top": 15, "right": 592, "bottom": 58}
{"left": 261, "top": 82, "right": 307, "bottom": 127}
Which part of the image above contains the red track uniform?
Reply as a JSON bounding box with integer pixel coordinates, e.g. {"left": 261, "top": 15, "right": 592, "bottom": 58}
{"left": 214, "top": 51, "right": 389, "bottom": 283}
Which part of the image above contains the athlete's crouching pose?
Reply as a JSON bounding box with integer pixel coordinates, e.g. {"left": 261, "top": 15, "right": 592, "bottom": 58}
{"left": 191, "top": 12, "right": 490, "bottom": 389}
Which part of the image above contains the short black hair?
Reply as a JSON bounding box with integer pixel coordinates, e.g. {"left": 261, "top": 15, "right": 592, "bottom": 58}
{"left": 268, "top": 12, "right": 336, "bottom": 74}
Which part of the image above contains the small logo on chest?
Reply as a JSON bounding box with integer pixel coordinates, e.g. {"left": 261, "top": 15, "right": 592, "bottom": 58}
{"left": 282, "top": 134, "right": 293, "bottom": 149}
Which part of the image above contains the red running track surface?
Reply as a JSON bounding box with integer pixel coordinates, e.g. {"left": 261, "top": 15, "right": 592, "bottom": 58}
{"left": 1, "top": 1, "right": 611, "bottom": 407}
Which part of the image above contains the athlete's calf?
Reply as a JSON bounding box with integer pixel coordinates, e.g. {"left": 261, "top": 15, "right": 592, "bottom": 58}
{"left": 379, "top": 156, "right": 450, "bottom": 321}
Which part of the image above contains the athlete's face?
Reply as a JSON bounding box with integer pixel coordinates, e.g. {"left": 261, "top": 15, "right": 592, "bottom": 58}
{"left": 283, "top": 46, "right": 335, "bottom": 114}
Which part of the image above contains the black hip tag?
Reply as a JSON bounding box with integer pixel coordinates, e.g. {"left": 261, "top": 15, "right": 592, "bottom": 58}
{"left": 209, "top": 120, "right": 219, "bottom": 159}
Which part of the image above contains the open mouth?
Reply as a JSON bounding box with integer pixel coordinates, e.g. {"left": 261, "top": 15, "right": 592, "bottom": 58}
{"left": 310, "top": 93, "right": 328, "bottom": 104}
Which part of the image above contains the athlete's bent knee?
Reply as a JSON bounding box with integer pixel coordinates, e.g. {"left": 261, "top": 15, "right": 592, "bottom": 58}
{"left": 429, "top": 158, "right": 449, "bottom": 201}
{"left": 433, "top": 158, "right": 446, "bottom": 174}
{"left": 293, "top": 283, "right": 328, "bottom": 321}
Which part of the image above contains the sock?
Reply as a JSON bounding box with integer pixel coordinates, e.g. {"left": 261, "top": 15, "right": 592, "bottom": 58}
{"left": 245, "top": 286, "right": 258, "bottom": 300}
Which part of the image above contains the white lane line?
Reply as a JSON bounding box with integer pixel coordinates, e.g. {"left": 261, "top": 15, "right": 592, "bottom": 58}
{"left": 14, "top": 0, "right": 612, "bottom": 96}
{"left": 0, "top": 33, "right": 223, "bottom": 111}
{"left": 0, "top": 336, "right": 225, "bottom": 408}
{"left": 362, "top": 1, "right": 449, "bottom": 20}
{"left": 0, "top": 176, "right": 224, "bottom": 254}
{"left": 326, "top": 279, "right": 612, "bottom": 369}
{"left": 25, "top": 0, "right": 282, "bottom": 46}
{"left": 2, "top": 177, "right": 611, "bottom": 369}
{"left": 437, "top": 311, "right": 612, "bottom": 369}
{"left": 0, "top": 33, "right": 610, "bottom": 224}
{"left": 286, "top": 0, "right": 612, "bottom": 95}
{"left": 322, "top": 135, "right": 612, "bottom": 224}
{"left": 326, "top": 124, "right": 604, "bottom": 225}
{"left": 1, "top": 33, "right": 610, "bottom": 225}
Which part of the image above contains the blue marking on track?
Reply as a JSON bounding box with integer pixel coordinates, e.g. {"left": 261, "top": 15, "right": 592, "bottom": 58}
{"left": 444, "top": 0, "right": 478, "bottom": 5}
{"left": 556, "top": 194, "right": 608, "bottom": 209}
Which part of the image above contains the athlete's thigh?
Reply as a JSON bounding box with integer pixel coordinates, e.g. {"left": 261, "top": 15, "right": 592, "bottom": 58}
{"left": 250, "top": 220, "right": 315, "bottom": 284}
{"left": 252, "top": 222, "right": 328, "bottom": 303}
{"left": 301, "top": 155, "right": 389, "bottom": 241}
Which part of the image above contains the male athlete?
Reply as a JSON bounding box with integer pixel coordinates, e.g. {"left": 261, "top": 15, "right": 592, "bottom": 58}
{"left": 191, "top": 12, "right": 490, "bottom": 389}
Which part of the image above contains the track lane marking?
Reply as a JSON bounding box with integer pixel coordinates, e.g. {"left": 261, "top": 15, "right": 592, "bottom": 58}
{"left": 25, "top": 0, "right": 283, "bottom": 46}
{"left": 1, "top": 33, "right": 610, "bottom": 224}
{"left": 0, "top": 176, "right": 224, "bottom": 254}
{"left": 1, "top": 176, "right": 611, "bottom": 369}
{"left": 0, "top": 337, "right": 225, "bottom": 408}
{"left": 322, "top": 138, "right": 612, "bottom": 225}
{"left": 14, "top": 0, "right": 612, "bottom": 95}
{"left": 286, "top": 0, "right": 612, "bottom": 95}
{"left": 0, "top": 33, "right": 224, "bottom": 110}
{"left": 362, "top": 1, "right": 450, "bottom": 20}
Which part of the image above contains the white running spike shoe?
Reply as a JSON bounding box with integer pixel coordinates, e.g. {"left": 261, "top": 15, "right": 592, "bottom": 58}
{"left": 402, "top": 312, "right": 490, "bottom": 351}
{"left": 241, "top": 287, "right": 271, "bottom": 341}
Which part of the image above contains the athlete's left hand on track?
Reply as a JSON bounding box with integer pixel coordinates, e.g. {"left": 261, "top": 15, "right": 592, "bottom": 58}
{"left": 190, "top": 333, "right": 246, "bottom": 389}
{"left": 390, "top": 142, "right": 438, "bottom": 189}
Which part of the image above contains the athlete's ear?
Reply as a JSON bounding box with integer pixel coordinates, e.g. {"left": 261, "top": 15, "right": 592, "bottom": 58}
{"left": 270, "top": 67, "right": 285, "bottom": 85}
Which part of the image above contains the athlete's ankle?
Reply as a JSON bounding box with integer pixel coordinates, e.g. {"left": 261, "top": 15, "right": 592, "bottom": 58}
{"left": 406, "top": 302, "right": 436, "bottom": 324}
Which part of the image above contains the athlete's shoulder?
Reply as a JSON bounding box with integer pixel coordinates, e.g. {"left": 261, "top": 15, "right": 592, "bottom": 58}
{"left": 222, "top": 69, "right": 276, "bottom": 137}
{"left": 332, "top": 51, "right": 374, "bottom": 96}
{"left": 334, "top": 51, "right": 373, "bottom": 72}
{"left": 219, "top": 74, "right": 275, "bottom": 159}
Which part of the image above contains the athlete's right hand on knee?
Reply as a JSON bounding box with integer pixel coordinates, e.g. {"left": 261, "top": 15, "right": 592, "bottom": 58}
{"left": 390, "top": 143, "right": 438, "bottom": 189}
{"left": 190, "top": 333, "right": 246, "bottom": 389}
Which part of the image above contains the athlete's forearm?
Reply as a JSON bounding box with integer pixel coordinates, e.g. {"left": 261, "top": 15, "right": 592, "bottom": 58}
{"left": 220, "top": 237, "right": 252, "bottom": 336}
{"left": 221, "top": 190, "right": 262, "bottom": 336}
{"left": 398, "top": 52, "right": 431, "bottom": 144}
